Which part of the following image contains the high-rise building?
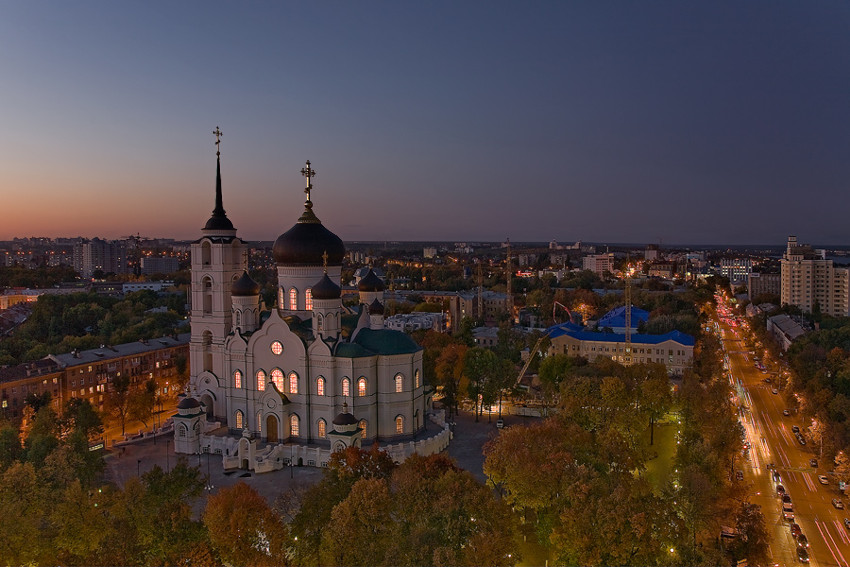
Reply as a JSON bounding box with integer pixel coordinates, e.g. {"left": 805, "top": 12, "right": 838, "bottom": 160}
{"left": 73, "top": 238, "right": 128, "bottom": 278}
{"left": 780, "top": 236, "right": 849, "bottom": 316}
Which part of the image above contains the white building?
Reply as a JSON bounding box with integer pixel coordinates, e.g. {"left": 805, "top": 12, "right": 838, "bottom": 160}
{"left": 781, "top": 236, "right": 849, "bottom": 316}
{"left": 583, "top": 253, "right": 615, "bottom": 276}
{"left": 174, "top": 153, "right": 433, "bottom": 464}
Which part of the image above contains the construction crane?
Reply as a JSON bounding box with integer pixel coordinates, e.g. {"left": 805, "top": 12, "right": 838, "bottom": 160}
{"left": 553, "top": 301, "right": 572, "bottom": 323}
{"left": 515, "top": 331, "right": 551, "bottom": 388}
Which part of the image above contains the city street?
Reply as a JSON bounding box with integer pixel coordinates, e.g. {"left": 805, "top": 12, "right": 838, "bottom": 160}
{"left": 717, "top": 304, "right": 850, "bottom": 567}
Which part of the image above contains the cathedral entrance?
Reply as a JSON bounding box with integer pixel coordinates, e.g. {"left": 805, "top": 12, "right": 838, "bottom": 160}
{"left": 266, "top": 414, "right": 279, "bottom": 443}
{"left": 200, "top": 394, "right": 214, "bottom": 420}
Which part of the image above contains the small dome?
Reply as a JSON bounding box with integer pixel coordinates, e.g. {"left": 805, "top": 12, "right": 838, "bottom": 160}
{"left": 312, "top": 273, "right": 341, "bottom": 300}
{"left": 203, "top": 214, "right": 234, "bottom": 231}
{"left": 358, "top": 269, "right": 385, "bottom": 292}
{"left": 333, "top": 411, "right": 359, "bottom": 426}
{"left": 369, "top": 298, "right": 384, "bottom": 315}
{"left": 177, "top": 396, "right": 200, "bottom": 410}
{"left": 231, "top": 271, "right": 260, "bottom": 296}
{"left": 272, "top": 205, "right": 345, "bottom": 266}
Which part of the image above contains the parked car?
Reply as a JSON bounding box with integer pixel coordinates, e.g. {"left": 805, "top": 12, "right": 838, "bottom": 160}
{"left": 833, "top": 498, "right": 844, "bottom": 510}
{"left": 777, "top": 484, "right": 786, "bottom": 495}
{"left": 819, "top": 475, "right": 829, "bottom": 485}
{"left": 797, "top": 534, "right": 809, "bottom": 548}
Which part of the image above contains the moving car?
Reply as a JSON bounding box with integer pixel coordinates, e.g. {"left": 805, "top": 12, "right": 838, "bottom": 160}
{"left": 790, "top": 523, "right": 802, "bottom": 537}
{"left": 772, "top": 388, "right": 779, "bottom": 395}
{"left": 783, "top": 409, "right": 790, "bottom": 416}
{"left": 792, "top": 425, "right": 800, "bottom": 433}
{"left": 844, "top": 518, "right": 850, "bottom": 530}
{"left": 777, "top": 484, "right": 786, "bottom": 495}
{"left": 797, "top": 534, "right": 809, "bottom": 548}
{"left": 736, "top": 470, "right": 744, "bottom": 481}
{"left": 833, "top": 498, "right": 844, "bottom": 510}
{"left": 797, "top": 546, "right": 810, "bottom": 563}
{"left": 819, "top": 475, "right": 829, "bottom": 485}
{"left": 783, "top": 494, "right": 792, "bottom": 505}
{"left": 810, "top": 458, "right": 818, "bottom": 468}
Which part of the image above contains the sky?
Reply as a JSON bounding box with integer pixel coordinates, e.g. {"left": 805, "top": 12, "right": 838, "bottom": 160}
{"left": 1, "top": 2, "right": 848, "bottom": 245}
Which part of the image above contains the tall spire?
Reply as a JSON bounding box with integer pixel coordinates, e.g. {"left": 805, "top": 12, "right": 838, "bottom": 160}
{"left": 203, "top": 126, "right": 235, "bottom": 232}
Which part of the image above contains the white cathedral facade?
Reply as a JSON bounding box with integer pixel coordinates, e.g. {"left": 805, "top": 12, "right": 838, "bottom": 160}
{"left": 174, "top": 147, "right": 433, "bottom": 462}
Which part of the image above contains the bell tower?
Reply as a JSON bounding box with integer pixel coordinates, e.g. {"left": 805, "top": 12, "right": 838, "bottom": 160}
{"left": 189, "top": 127, "right": 246, "bottom": 420}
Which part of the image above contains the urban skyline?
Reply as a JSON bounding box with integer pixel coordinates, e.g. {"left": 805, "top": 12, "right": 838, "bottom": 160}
{"left": 2, "top": 2, "right": 848, "bottom": 245}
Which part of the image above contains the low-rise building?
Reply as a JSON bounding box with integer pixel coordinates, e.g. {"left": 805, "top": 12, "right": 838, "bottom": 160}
{"left": 767, "top": 314, "right": 807, "bottom": 351}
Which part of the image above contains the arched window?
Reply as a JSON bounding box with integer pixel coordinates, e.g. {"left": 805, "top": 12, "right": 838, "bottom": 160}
{"left": 316, "top": 313, "right": 323, "bottom": 331}
{"left": 289, "top": 288, "right": 298, "bottom": 310}
{"left": 256, "top": 370, "right": 266, "bottom": 391}
{"left": 305, "top": 288, "right": 313, "bottom": 310}
{"left": 234, "top": 311, "right": 241, "bottom": 327}
{"left": 415, "top": 369, "right": 420, "bottom": 388}
{"left": 395, "top": 373, "right": 404, "bottom": 393}
{"left": 178, "top": 424, "right": 187, "bottom": 437}
{"left": 202, "top": 331, "right": 213, "bottom": 372}
{"left": 235, "top": 410, "right": 244, "bottom": 430}
{"left": 256, "top": 411, "right": 262, "bottom": 433}
{"left": 203, "top": 277, "right": 213, "bottom": 314}
{"left": 234, "top": 370, "right": 242, "bottom": 389}
{"left": 278, "top": 287, "right": 284, "bottom": 309}
{"left": 395, "top": 415, "right": 404, "bottom": 434}
{"left": 317, "top": 377, "right": 325, "bottom": 396}
{"left": 201, "top": 241, "right": 211, "bottom": 265}
{"left": 359, "top": 419, "right": 367, "bottom": 437}
{"left": 271, "top": 369, "right": 284, "bottom": 391}
{"left": 358, "top": 377, "right": 367, "bottom": 397}
{"left": 317, "top": 418, "right": 326, "bottom": 438}
{"left": 290, "top": 414, "right": 300, "bottom": 437}
{"left": 289, "top": 372, "right": 299, "bottom": 394}
{"left": 342, "top": 377, "right": 350, "bottom": 397}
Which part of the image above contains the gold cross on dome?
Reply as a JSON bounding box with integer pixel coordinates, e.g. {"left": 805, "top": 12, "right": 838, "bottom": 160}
{"left": 213, "top": 126, "right": 223, "bottom": 156}
{"left": 322, "top": 250, "right": 328, "bottom": 273}
{"left": 301, "top": 160, "right": 316, "bottom": 202}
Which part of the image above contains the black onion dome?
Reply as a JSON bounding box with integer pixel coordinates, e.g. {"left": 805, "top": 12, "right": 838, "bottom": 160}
{"left": 369, "top": 298, "right": 384, "bottom": 315}
{"left": 358, "top": 269, "right": 385, "bottom": 292}
{"left": 177, "top": 396, "right": 200, "bottom": 410}
{"left": 231, "top": 271, "right": 260, "bottom": 296}
{"left": 272, "top": 207, "right": 345, "bottom": 266}
{"left": 333, "top": 411, "right": 358, "bottom": 426}
{"left": 312, "top": 273, "right": 341, "bottom": 300}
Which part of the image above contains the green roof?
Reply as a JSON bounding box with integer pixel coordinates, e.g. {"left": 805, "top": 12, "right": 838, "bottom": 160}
{"left": 352, "top": 328, "right": 422, "bottom": 356}
{"left": 335, "top": 343, "right": 375, "bottom": 358}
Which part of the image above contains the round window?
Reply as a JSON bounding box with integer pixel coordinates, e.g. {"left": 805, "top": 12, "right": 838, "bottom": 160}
{"left": 271, "top": 341, "right": 283, "bottom": 355}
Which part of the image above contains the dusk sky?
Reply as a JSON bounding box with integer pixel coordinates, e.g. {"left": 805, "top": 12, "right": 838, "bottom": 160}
{"left": 2, "top": 2, "right": 848, "bottom": 245}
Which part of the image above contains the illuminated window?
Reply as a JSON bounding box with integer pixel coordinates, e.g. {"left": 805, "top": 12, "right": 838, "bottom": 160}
{"left": 234, "top": 370, "right": 242, "bottom": 389}
{"left": 271, "top": 369, "right": 284, "bottom": 391}
{"left": 359, "top": 419, "right": 366, "bottom": 437}
{"left": 278, "top": 287, "right": 284, "bottom": 308}
{"left": 305, "top": 288, "right": 313, "bottom": 310}
{"left": 342, "top": 377, "right": 350, "bottom": 397}
{"left": 358, "top": 377, "right": 367, "bottom": 397}
{"left": 317, "top": 377, "right": 325, "bottom": 396}
{"left": 395, "top": 415, "right": 404, "bottom": 434}
{"left": 317, "top": 419, "right": 326, "bottom": 438}
{"left": 415, "top": 369, "right": 420, "bottom": 388}
{"left": 290, "top": 414, "right": 300, "bottom": 437}
{"left": 289, "top": 372, "right": 298, "bottom": 394}
{"left": 257, "top": 370, "right": 266, "bottom": 391}
{"left": 271, "top": 341, "right": 283, "bottom": 355}
{"left": 289, "top": 288, "right": 297, "bottom": 310}
{"left": 235, "top": 410, "right": 243, "bottom": 430}
{"left": 395, "top": 373, "right": 403, "bottom": 393}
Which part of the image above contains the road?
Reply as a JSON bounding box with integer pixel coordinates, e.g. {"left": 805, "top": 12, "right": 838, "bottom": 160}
{"left": 716, "top": 301, "right": 850, "bottom": 567}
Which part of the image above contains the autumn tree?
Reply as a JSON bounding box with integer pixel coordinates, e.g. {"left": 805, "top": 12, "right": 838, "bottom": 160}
{"left": 105, "top": 373, "right": 132, "bottom": 435}
{"left": 204, "top": 482, "right": 289, "bottom": 566}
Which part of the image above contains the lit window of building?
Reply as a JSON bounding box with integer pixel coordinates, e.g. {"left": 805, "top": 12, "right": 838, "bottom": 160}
{"left": 290, "top": 414, "right": 299, "bottom": 437}
{"left": 395, "top": 415, "right": 404, "bottom": 434}
{"left": 358, "top": 377, "right": 367, "bottom": 397}
{"left": 235, "top": 410, "right": 243, "bottom": 429}
{"left": 342, "top": 377, "right": 350, "bottom": 397}
{"left": 305, "top": 288, "right": 313, "bottom": 310}
{"left": 289, "top": 288, "right": 297, "bottom": 310}
{"left": 289, "top": 372, "right": 298, "bottom": 394}
{"left": 257, "top": 370, "right": 266, "bottom": 391}
{"left": 234, "top": 370, "right": 242, "bottom": 389}
{"left": 395, "top": 373, "right": 403, "bottom": 393}
{"left": 271, "top": 369, "right": 284, "bottom": 391}
{"left": 271, "top": 341, "right": 283, "bottom": 355}
{"left": 317, "top": 419, "right": 326, "bottom": 438}
{"left": 317, "top": 377, "right": 325, "bottom": 396}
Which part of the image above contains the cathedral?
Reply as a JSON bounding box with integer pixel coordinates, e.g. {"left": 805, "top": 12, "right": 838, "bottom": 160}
{"left": 174, "top": 132, "right": 432, "bottom": 461}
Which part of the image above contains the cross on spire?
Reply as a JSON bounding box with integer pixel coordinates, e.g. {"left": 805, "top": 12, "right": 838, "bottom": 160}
{"left": 213, "top": 126, "right": 223, "bottom": 157}
{"left": 301, "top": 160, "right": 316, "bottom": 202}
{"left": 322, "top": 250, "right": 329, "bottom": 274}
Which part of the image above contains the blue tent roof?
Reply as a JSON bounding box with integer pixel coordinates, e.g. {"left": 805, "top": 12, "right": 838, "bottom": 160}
{"left": 597, "top": 306, "right": 650, "bottom": 329}
{"left": 546, "top": 325, "right": 694, "bottom": 347}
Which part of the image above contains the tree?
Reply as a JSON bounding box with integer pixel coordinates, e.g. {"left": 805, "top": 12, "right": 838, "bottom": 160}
{"left": 129, "top": 378, "right": 157, "bottom": 429}
{"left": 463, "top": 347, "right": 500, "bottom": 421}
{"left": 60, "top": 397, "right": 103, "bottom": 441}
{"left": 105, "top": 373, "right": 132, "bottom": 435}
{"left": 0, "top": 424, "right": 23, "bottom": 472}
{"left": 204, "top": 482, "right": 289, "bottom": 566}
{"left": 435, "top": 343, "right": 469, "bottom": 418}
